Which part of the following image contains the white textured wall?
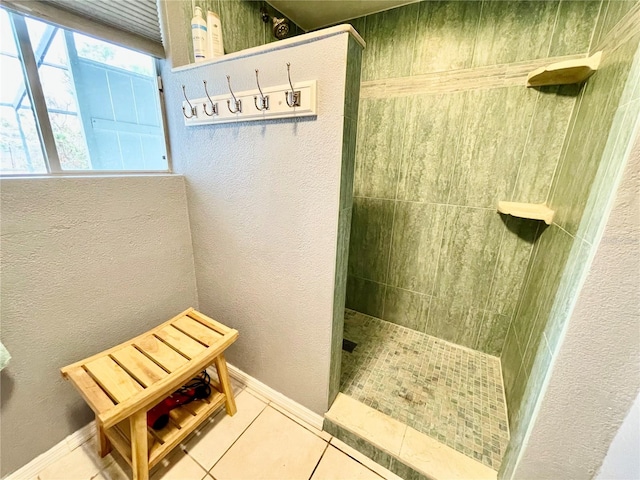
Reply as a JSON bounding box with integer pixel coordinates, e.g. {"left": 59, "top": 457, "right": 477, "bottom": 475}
{"left": 597, "top": 392, "right": 640, "bottom": 480}
{"left": 0, "top": 175, "right": 198, "bottom": 476}
{"left": 512, "top": 132, "right": 640, "bottom": 478}
{"left": 162, "top": 33, "right": 350, "bottom": 414}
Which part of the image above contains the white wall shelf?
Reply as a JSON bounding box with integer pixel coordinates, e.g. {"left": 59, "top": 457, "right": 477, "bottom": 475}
{"left": 526, "top": 52, "right": 602, "bottom": 87}
{"left": 497, "top": 201, "right": 555, "bottom": 224}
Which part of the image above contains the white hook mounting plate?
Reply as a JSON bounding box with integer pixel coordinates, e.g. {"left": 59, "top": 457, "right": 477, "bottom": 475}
{"left": 183, "top": 80, "right": 317, "bottom": 126}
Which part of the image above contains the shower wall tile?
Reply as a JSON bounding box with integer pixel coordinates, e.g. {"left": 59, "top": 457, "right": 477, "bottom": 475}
{"left": 485, "top": 217, "right": 539, "bottom": 318}
{"left": 396, "top": 93, "right": 464, "bottom": 204}
{"left": 510, "top": 85, "right": 580, "bottom": 204}
{"left": 354, "top": 97, "right": 408, "bottom": 199}
{"left": 512, "top": 226, "right": 573, "bottom": 347}
{"left": 581, "top": 97, "right": 640, "bottom": 243}
{"left": 549, "top": 0, "right": 602, "bottom": 56}
{"left": 348, "top": 197, "right": 394, "bottom": 282}
{"left": 329, "top": 206, "right": 353, "bottom": 404}
{"left": 472, "top": 1, "right": 559, "bottom": 67}
{"left": 345, "top": 37, "right": 363, "bottom": 121}
{"left": 432, "top": 207, "right": 503, "bottom": 309}
{"left": 340, "top": 118, "right": 357, "bottom": 209}
{"left": 217, "top": 0, "right": 268, "bottom": 53}
{"left": 411, "top": 1, "right": 481, "bottom": 75}
{"left": 383, "top": 287, "right": 430, "bottom": 332}
{"left": 426, "top": 297, "right": 485, "bottom": 350}
{"left": 475, "top": 312, "right": 510, "bottom": 356}
{"left": 448, "top": 87, "right": 537, "bottom": 208}
{"left": 346, "top": 275, "right": 385, "bottom": 318}
{"left": 593, "top": 0, "right": 639, "bottom": 47}
{"left": 550, "top": 35, "right": 640, "bottom": 235}
{"left": 387, "top": 202, "right": 446, "bottom": 294}
{"left": 500, "top": 325, "right": 522, "bottom": 395}
{"left": 361, "top": 3, "right": 420, "bottom": 82}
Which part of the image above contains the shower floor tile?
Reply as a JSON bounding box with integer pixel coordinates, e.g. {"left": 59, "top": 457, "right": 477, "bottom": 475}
{"left": 340, "top": 309, "right": 509, "bottom": 470}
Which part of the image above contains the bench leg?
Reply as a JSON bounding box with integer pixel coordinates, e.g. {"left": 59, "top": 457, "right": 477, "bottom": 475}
{"left": 96, "top": 416, "right": 111, "bottom": 457}
{"left": 131, "top": 411, "right": 149, "bottom": 480}
{"left": 214, "top": 353, "right": 237, "bottom": 416}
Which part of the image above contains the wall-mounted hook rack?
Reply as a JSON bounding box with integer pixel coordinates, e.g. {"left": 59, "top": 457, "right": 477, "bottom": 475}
{"left": 182, "top": 78, "right": 317, "bottom": 126}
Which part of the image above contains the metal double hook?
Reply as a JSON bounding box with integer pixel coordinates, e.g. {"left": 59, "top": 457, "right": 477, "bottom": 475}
{"left": 182, "top": 85, "right": 197, "bottom": 119}
{"left": 254, "top": 69, "right": 269, "bottom": 111}
{"left": 285, "top": 62, "right": 300, "bottom": 107}
{"left": 226, "top": 75, "right": 242, "bottom": 114}
{"left": 203, "top": 81, "right": 218, "bottom": 116}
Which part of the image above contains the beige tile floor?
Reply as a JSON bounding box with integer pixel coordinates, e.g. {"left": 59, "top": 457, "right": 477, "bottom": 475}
{"left": 33, "top": 385, "right": 402, "bottom": 480}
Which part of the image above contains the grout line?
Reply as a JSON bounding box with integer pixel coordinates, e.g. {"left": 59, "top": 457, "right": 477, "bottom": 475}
{"left": 327, "top": 441, "right": 388, "bottom": 480}
{"left": 307, "top": 442, "right": 330, "bottom": 480}
{"left": 546, "top": 1, "right": 562, "bottom": 58}
{"left": 588, "top": 0, "right": 607, "bottom": 53}
{"left": 201, "top": 399, "right": 268, "bottom": 474}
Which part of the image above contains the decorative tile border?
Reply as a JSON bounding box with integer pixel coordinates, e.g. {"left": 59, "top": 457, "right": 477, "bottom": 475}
{"left": 360, "top": 54, "right": 585, "bottom": 99}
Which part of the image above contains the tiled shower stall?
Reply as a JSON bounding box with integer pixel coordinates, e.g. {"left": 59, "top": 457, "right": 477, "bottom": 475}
{"left": 338, "top": 0, "right": 640, "bottom": 473}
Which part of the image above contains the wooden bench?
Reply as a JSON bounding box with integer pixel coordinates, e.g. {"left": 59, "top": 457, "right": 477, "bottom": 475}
{"left": 61, "top": 308, "right": 238, "bottom": 480}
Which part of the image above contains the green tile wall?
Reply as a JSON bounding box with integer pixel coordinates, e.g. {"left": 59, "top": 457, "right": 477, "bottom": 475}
{"left": 345, "top": 0, "right": 601, "bottom": 356}
{"left": 500, "top": 4, "right": 640, "bottom": 474}
{"left": 181, "top": 0, "right": 303, "bottom": 64}
{"left": 329, "top": 37, "right": 363, "bottom": 406}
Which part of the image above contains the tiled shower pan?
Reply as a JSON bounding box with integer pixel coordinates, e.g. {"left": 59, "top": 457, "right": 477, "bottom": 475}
{"left": 335, "top": 309, "right": 509, "bottom": 473}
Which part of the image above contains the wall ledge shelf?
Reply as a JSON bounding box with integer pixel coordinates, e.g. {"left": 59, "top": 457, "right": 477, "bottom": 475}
{"left": 526, "top": 51, "right": 602, "bottom": 87}
{"left": 497, "top": 201, "right": 555, "bottom": 224}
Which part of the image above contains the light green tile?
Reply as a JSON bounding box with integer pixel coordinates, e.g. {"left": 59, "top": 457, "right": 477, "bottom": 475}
{"left": 411, "top": 1, "right": 481, "bottom": 74}
{"left": 382, "top": 287, "right": 430, "bottom": 331}
{"left": 550, "top": 36, "right": 639, "bottom": 235}
{"left": 432, "top": 206, "right": 503, "bottom": 308}
{"left": 345, "top": 37, "right": 363, "bottom": 121}
{"left": 387, "top": 202, "right": 446, "bottom": 294}
{"left": 346, "top": 275, "right": 385, "bottom": 318}
{"left": 472, "top": 1, "right": 559, "bottom": 67}
{"left": 361, "top": 3, "right": 421, "bottom": 81}
{"left": 597, "top": 0, "right": 639, "bottom": 45}
{"left": 340, "top": 118, "right": 357, "bottom": 209}
{"left": 507, "top": 365, "right": 528, "bottom": 427}
{"left": 397, "top": 93, "right": 464, "bottom": 204}
{"left": 501, "top": 324, "right": 523, "bottom": 395}
{"left": 218, "top": 0, "right": 265, "bottom": 53}
{"left": 426, "top": 296, "right": 484, "bottom": 349}
{"left": 581, "top": 100, "right": 640, "bottom": 243}
{"left": 348, "top": 197, "right": 394, "bottom": 282}
{"left": 544, "top": 239, "right": 592, "bottom": 352}
{"left": 349, "top": 16, "right": 366, "bottom": 38}
{"left": 511, "top": 84, "right": 580, "bottom": 204}
{"left": 354, "top": 97, "right": 408, "bottom": 199}
{"left": 486, "top": 216, "right": 539, "bottom": 318}
{"left": 449, "top": 87, "right": 537, "bottom": 208}
{"left": 512, "top": 225, "right": 573, "bottom": 357}
{"left": 549, "top": 0, "right": 602, "bottom": 56}
{"left": 476, "top": 312, "right": 510, "bottom": 356}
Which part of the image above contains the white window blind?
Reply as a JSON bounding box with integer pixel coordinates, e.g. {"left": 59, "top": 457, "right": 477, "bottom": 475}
{"left": 1, "top": 0, "right": 164, "bottom": 57}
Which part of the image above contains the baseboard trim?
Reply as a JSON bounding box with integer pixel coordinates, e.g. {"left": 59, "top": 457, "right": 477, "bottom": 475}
{"left": 3, "top": 422, "right": 95, "bottom": 480}
{"left": 5, "top": 364, "right": 325, "bottom": 479}
{"left": 224, "top": 362, "right": 325, "bottom": 430}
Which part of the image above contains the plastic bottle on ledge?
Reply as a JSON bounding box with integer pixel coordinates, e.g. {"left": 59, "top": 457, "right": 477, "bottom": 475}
{"left": 191, "top": 6, "right": 207, "bottom": 63}
{"left": 207, "top": 11, "right": 224, "bottom": 58}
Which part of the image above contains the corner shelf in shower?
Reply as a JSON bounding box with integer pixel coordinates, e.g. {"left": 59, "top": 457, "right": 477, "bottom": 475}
{"left": 526, "top": 51, "right": 602, "bottom": 87}
{"left": 497, "top": 201, "right": 555, "bottom": 225}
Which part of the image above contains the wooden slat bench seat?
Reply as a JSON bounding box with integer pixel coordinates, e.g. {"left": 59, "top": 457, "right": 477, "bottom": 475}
{"left": 61, "top": 308, "right": 238, "bottom": 480}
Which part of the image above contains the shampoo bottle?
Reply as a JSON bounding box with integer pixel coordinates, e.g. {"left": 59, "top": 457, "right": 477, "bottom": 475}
{"left": 191, "top": 6, "right": 207, "bottom": 62}
{"left": 207, "top": 11, "right": 224, "bottom": 58}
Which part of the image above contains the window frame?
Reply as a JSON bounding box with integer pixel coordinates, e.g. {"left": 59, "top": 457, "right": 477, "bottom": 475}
{"left": 1, "top": 8, "right": 172, "bottom": 177}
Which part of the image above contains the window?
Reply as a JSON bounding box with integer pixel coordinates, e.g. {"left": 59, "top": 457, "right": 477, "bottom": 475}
{"left": 0, "top": 8, "right": 169, "bottom": 174}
